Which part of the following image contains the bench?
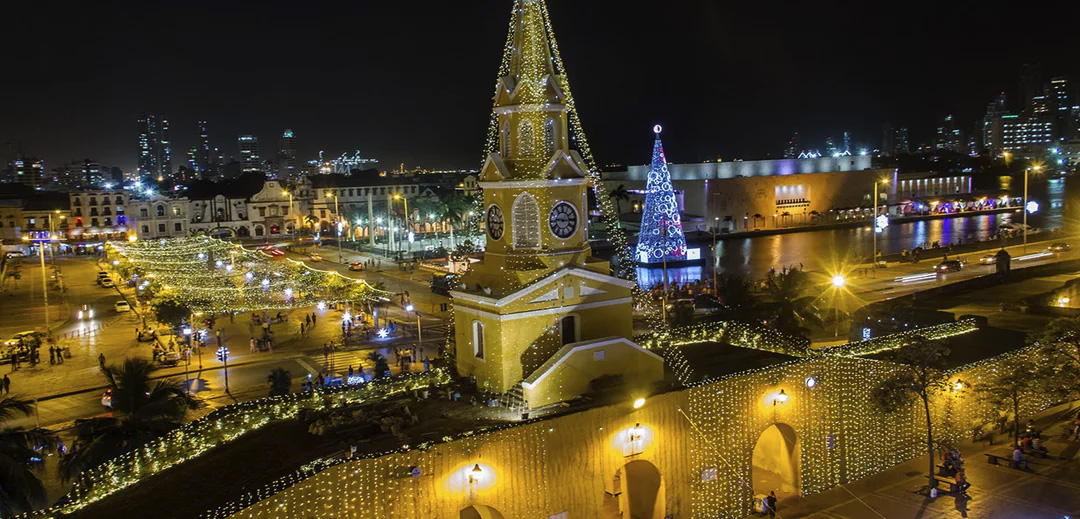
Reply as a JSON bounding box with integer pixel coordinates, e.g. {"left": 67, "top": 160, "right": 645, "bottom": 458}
{"left": 924, "top": 475, "right": 958, "bottom": 493}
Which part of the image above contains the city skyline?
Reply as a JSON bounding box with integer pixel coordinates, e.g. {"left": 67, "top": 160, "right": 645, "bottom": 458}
{"left": 3, "top": 1, "right": 1079, "bottom": 174}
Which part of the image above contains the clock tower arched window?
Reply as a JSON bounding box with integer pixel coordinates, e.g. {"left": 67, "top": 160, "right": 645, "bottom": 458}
{"left": 518, "top": 119, "right": 535, "bottom": 158}
{"left": 512, "top": 191, "right": 541, "bottom": 249}
{"left": 501, "top": 121, "right": 510, "bottom": 157}
{"left": 544, "top": 118, "right": 556, "bottom": 156}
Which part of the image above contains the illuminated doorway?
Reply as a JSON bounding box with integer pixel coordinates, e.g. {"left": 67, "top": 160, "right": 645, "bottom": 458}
{"left": 614, "top": 460, "right": 664, "bottom": 519}
{"left": 460, "top": 505, "right": 505, "bottom": 519}
{"left": 751, "top": 423, "right": 801, "bottom": 500}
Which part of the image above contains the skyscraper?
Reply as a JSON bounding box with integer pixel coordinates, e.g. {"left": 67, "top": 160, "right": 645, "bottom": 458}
{"left": 278, "top": 129, "right": 297, "bottom": 180}
{"left": 1050, "top": 77, "right": 1071, "bottom": 140}
{"left": 238, "top": 135, "right": 260, "bottom": 173}
{"left": 894, "top": 127, "right": 910, "bottom": 155}
{"left": 982, "top": 93, "right": 1009, "bottom": 152}
{"left": 1019, "top": 63, "right": 1042, "bottom": 113}
{"left": 783, "top": 131, "right": 800, "bottom": 159}
{"left": 198, "top": 120, "right": 211, "bottom": 172}
{"left": 842, "top": 131, "right": 852, "bottom": 155}
{"left": 935, "top": 114, "right": 964, "bottom": 153}
{"left": 136, "top": 114, "right": 171, "bottom": 179}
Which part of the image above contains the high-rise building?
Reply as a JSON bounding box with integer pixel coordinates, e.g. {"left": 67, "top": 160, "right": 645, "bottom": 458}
{"left": 824, "top": 136, "right": 837, "bottom": 156}
{"left": 935, "top": 114, "right": 964, "bottom": 153}
{"left": 783, "top": 131, "right": 800, "bottom": 159}
{"left": 198, "top": 120, "right": 211, "bottom": 172}
{"left": 238, "top": 135, "right": 261, "bottom": 173}
{"left": 982, "top": 93, "right": 1009, "bottom": 152}
{"left": 278, "top": 129, "right": 297, "bottom": 180}
{"left": 894, "top": 127, "right": 909, "bottom": 155}
{"left": 1001, "top": 114, "right": 1053, "bottom": 152}
{"left": 186, "top": 147, "right": 198, "bottom": 173}
{"left": 4, "top": 156, "right": 45, "bottom": 188}
{"left": 842, "top": 131, "right": 852, "bottom": 155}
{"left": 136, "top": 114, "right": 172, "bottom": 179}
{"left": 1050, "top": 77, "right": 1071, "bottom": 140}
{"left": 1019, "top": 63, "right": 1042, "bottom": 113}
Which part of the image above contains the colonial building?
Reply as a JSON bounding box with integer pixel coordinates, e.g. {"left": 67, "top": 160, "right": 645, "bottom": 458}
{"left": 68, "top": 190, "right": 129, "bottom": 241}
{"left": 130, "top": 196, "right": 190, "bottom": 240}
{"left": 449, "top": 0, "right": 662, "bottom": 407}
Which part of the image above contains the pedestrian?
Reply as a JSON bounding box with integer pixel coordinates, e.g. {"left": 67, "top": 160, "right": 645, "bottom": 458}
{"left": 300, "top": 322, "right": 305, "bottom": 335}
{"left": 2, "top": 374, "right": 9, "bottom": 394}
{"left": 135, "top": 327, "right": 140, "bottom": 340}
{"left": 348, "top": 365, "right": 354, "bottom": 378}
{"left": 98, "top": 353, "right": 106, "bottom": 369}
{"left": 250, "top": 337, "right": 256, "bottom": 353}
{"left": 765, "top": 491, "right": 777, "bottom": 519}
{"left": 312, "top": 312, "right": 317, "bottom": 325}
{"left": 955, "top": 468, "right": 970, "bottom": 497}
{"left": 1012, "top": 445, "right": 1028, "bottom": 469}
{"left": 48, "top": 346, "right": 55, "bottom": 365}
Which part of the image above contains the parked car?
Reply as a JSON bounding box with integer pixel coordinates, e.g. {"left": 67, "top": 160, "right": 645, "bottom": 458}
{"left": 100, "top": 278, "right": 115, "bottom": 288}
{"left": 935, "top": 259, "right": 963, "bottom": 273}
{"left": 101, "top": 389, "right": 113, "bottom": 409}
{"left": 349, "top": 262, "right": 364, "bottom": 271}
{"left": 1049, "top": 242, "right": 1071, "bottom": 252}
{"left": 978, "top": 254, "right": 997, "bottom": 265}
{"left": 4, "top": 251, "right": 25, "bottom": 258}
{"left": 114, "top": 300, "right": 131, "bottom": 313}
{"left": 309, "top": 253, "right": 323, "bottom": 262}
{"left": 4, "top": 331, "right": 44, "bottom": 348}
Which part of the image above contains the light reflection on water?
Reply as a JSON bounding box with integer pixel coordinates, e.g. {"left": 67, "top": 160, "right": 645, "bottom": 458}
{"left": 635, "top": 178, "right": 1067, "bottom": 285}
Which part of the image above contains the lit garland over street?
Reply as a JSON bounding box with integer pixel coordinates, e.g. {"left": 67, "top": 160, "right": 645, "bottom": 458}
{"left": 106, "top": 237, "right": 392, "bottom": 313}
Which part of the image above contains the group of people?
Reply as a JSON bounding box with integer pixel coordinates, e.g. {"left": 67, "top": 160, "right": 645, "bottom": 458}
{"left": 940, "top": 449, "right": 972, "bottom": 498}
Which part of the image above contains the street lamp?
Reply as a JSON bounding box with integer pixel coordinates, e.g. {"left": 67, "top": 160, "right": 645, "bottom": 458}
{"left": 393, "top": 193, "right": 410, "bottom": 254}
{"left": 830, "top": 273, "right": 846, "bottom": 337}
{"left": 872, "top": 178, "right": 890, "bottom": 276}
{"left": 326, "top": 192, "right": 343, "bottom": 263}
{"left": 405, "top": 303, "right": 422, "bottom": 345}
{"left": 712, "top": 216, "right": 719, "bottom": 296}
{"left": 281, "top": 190, "right": 295, "bottom": 232}
{"left": 1023, "top": 164, "right": 1042, "bottom": 253}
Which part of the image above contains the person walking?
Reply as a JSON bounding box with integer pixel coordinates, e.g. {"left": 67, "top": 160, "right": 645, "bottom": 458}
{"left": 98, "top": 353, "right": 106, "bottom": 369}
{"left": 2, "top": 374, "right": 9, "bottom": 394}
{"left": 765, "top": 491, "right": 777, "bottom": 519}
{"left": 955, "top": 468, "right": 971, "bottom": 498}
{"left": 312, "top": 312, "right": 317, "bottom": 325}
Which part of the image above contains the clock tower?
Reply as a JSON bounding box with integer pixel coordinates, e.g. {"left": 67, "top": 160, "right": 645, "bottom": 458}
{"left": 450, "top": 0, "right": 663, "bottom": 408}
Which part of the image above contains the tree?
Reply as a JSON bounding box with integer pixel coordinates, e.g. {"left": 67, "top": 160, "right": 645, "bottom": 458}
{"left": 61, "top": 359, "right": 197, "bottom": 481}
{"left": 367, "top": 351, "right": 390, "bottom": 379}
{"left": 872, "top": 337, "right": 950, "bottom": 492}
{"left": 761, "top": 267, "right": 817, "bottom": 337}
{"left": 716, "top": 274, "right": 758, "bottom": 320}
{"left": 976, "top": 356, "right": 1041, "bottom": 446}
{"left": 1029, "top": 316, "right": 1080, "bottom": 395}
{"left": 267, "top": 368, "right": 292, "bottom": 396}
{"left": 153, "top": 298, "right": 190, "bottom": 330}
{"left": 0, "top": 397, "right": 52, "bottom": 516}
{"left": 607, "top": 184, "right": 630, "bottom": 227}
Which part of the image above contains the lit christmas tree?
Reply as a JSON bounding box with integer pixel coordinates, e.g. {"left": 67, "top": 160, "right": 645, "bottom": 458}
{"left": 635, "top": 125, "right": 688, "bottom": 264}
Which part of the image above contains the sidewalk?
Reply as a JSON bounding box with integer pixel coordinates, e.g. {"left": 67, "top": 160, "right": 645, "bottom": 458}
{"left": 753, "top": 403, "right": 1080, "bottom": 519}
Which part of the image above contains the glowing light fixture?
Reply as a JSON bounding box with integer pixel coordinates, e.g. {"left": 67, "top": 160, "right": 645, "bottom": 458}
{"left": 633, "top": 397, "right": 646, "bottom": 409}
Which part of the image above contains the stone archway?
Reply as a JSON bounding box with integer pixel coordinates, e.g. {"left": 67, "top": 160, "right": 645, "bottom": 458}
{"left": 614, "top": 460, "right": 664, "bottom": 519}
{"left": 460, "top": 505, "right": 505, "bottom": 519}
{"left": 751, "top": 423, "right": 801, "bottom": 500}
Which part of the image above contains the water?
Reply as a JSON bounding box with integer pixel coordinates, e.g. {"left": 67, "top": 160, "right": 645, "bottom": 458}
{"left": 635, "top": 178, "right": 1068, "bottom": 285}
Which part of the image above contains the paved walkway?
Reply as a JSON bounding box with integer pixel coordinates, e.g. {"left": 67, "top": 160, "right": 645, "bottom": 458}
{"left": 753, "top": 406, "right": 1080, "bottom": 519}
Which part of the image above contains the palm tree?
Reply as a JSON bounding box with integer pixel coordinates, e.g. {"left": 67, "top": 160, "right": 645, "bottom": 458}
{"left": 607, "top": 184, "right": 631, "bottom": 227}
{"left": 716, "top": 274, "right": 758, "bottom": 319}
{"left": 267, "top": 368, "right": 292, "bottom": 396}
{"left": 367, "top": 351, "right": 390, "bottom": 379}
{"left": 762, "top": 267, "right": 817, "bottom": 337}
{"left": 61, "top": 359, "right": 196, "bottom": 482}
{"left": 751, "top": 213, "right": 764, "bottom": 228}
{"left": 0, "top": 397, "right": 52, "bottom": 516}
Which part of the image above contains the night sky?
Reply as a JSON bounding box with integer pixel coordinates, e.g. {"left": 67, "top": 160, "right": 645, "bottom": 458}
{"left": 3, "top": 1, "right": 1078, "bottom": 173}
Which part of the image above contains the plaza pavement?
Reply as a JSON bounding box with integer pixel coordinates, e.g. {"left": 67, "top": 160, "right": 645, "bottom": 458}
{"left": 750, "top": 405, "right": 1080, "bottom": 519}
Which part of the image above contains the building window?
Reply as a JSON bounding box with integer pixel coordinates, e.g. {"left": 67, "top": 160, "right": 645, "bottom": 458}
{"left": 156, "top": 205, "right": 165, "bottom": 217}
{"left": 281, "top": 205, "right": 289, "bottom": 216}
{"left": 320, "top": 209, "right": 326, "bottom": 218}
{"left": 512, "top": 191, "right": 541, "bottom": 249}
{"left": 348, "top": 189, "right": 354, "bottom": 197}
{"left": 518, "top": 119, "right": 535, "bottom": 157}
{"left": 544, "top": 118, "right": 556, "bottom": 156}
{"left": 472, "top": 321, "right": 485, "bottom": 359}
{"left": 90, "top": 208, "right": 98, "bottom": 216}
{"left": 115, "top": 196, "right": 123, "bottom": 205}
{"left": 501, "top": 120, "right": 510, "bottom": 157}
{"left": 174, "top": 223, "right": 182, "bottom": 232}
{"left": 157, "top": 224, "right": 165, "bottom": 233}
{"left": 139, "top": 208, "right": 148, "bottom": 218}
{"left": 142, "top": 225, "right": 149, "bottom": 233}
{"left": 102, "top": 207, "right": 112, "bottom": 216}
{"left": 173, "top": 206, "right": 181, "bottom": 216}
{"left": 258, "top": 207, "right": 266, "bottom": 217}
{"left": 91, "top": 218, "right": 98, "bottom": 227}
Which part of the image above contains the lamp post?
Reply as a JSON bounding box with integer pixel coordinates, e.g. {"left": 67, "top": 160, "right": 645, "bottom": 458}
{"left": 216, "top": 346, "right": 230, "bottom": 393}
{"left": 1023, "top": 164, "right": 1041, "bottom": 253}
{"left": 830, "top": 274, "right": 846, "bottom": 337}
{"left": 405, "top": 304, "right": 421, "bottom": 345}
{"left": 326, "top": 192, "right": 343, "bottom": 263}
{"left": 281, "top": 190, "right": 295, "bottom": 233}
{"left": 25, "top": 235, "right": 50, "bottom": 334}
{"left": 712, "top": 216, "right": 719, "bottom": 296}
{"left": 393, "top": 193, "right": 410, "bottom": 254}
{"left": 872, "top": 178, "right": 890, "bottom": 277}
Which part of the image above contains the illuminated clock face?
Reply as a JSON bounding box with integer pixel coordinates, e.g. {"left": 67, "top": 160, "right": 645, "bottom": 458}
{"left": 486, "top": 205, "right": 504, "bottom": 241}
{"left": 548, "top": 201, "right": 578, "bottom": 239}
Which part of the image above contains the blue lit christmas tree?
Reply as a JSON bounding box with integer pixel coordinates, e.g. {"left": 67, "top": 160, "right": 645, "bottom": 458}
{"left": 635, "top": 125, "right": 688, "bottom": 264}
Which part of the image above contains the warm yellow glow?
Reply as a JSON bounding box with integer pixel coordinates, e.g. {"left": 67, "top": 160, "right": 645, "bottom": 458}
{"left": 1031, "top": 164, "right": 1043, "bottom": 172}
{"left": 393, "top": 193, "right": 401, "bottom": 200}
{"left": 633, "top": 397, "right": 646, "bottom": 409}
{"left": 20, "top": 236, "right": 29, "bottom": 241}
{"left": 1058, "top": 297, "right": 1070, "bottom": 307}
{"left": 830, "top": 274, "right": 846, "bottom": 288}
{"left": 953, "top": 381, "right": 964, "bottom": 391}
{"left": 128, "top": 234, "right": 138, "bottom": 243}
{"left": 879, "top": 178, "right": 890, "bottom": 184}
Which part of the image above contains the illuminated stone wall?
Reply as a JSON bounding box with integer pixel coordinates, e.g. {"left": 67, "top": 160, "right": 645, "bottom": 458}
{"left": 225, "top": 351, "right": 1054, "bottom": 519}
